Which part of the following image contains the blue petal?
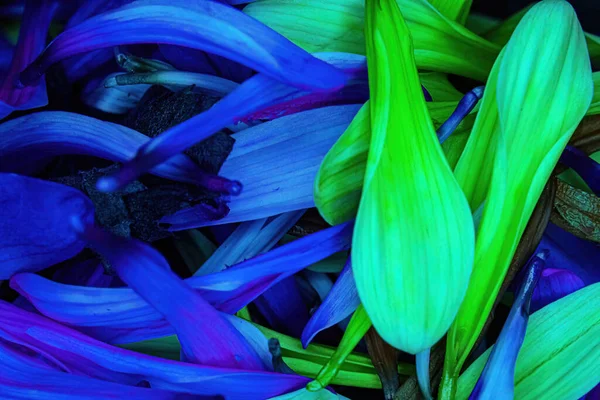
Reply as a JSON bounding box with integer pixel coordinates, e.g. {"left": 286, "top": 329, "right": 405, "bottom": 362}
{"left": 0, "top": 301, "right": 309, "bottom": 398}
{"left": 160, "top": 105, "right": 362, "bottom": 229}
{"left": 559, "top": 146, "right": 600, "bottom": 196}
{"left": 76, "top": 223, "right": 267, "bottom": 370}
{"left": 469, "top": 251, "right": 547, "bottom": 400}
{"left": 19, "top": 0, "right": 346, "bottom": 92}
{"left": 11, "top": 222, "right": 354, "bottom": 343}
{"left": 531, "top": 267, "right": 585, "bottom": 312}
{"left": 0, "top": 173, "right": 94, "bottom": 280}
{"left": 301, "top": 258, "right": 360, "bottom": 348}
{"left": 0, "top": 111, "right": 235, "bottom": 192}
{"left": 436, "top": 86, "right": 484, "bottom": 143}
{"left": 97, "top": 53, "right": 364, "bottom": 191}
{"left": 0, "top": 0, "right": 56, "bottom": 119}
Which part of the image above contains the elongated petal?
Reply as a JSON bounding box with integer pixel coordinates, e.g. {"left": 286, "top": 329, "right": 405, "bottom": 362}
{"left": 254, "top": 277, "right": 309, "bottom": 337}
{"left": 314, "top": 99, "right": 476, "bottom": 226}
{"left": 301, "top": 259, "right": 360, "bottom": 347}
{"left": 419, "top": 72, "right": 463, "bottom": 102}
{"left": 0, "top": 301, "right": 309, "bottom": 399}
{"left": 428, "top": 0, "right": 471, "bottom": 23}
{"left": 161, "top": 105, "right": 361, "bottom": 229}
{"left": 244, "top": 0, "right": 499, "bottom": 80}
{"left": 19, "top": 0, "right": 345, "bottom": 91}
{"left": 269, "top": 388, "right": 346, "bottom": 400}
{"left": 442, "top": 3, "right": 594, "bottom": 396}
{"left": 0, "top": 0, "right": 56, "bottom": 120}
{"left": 97, "top": 52, "right": 361, "bottom": 192}
{"left": 0, "top": 174, "right": 94, "bottom": 280}
{"left": 469, "top": 252, "right": 546, "bottom": 399}
{"left": 457, "top": 283, "right": 600, "bottom": 400}
{"left": 0, "top": 111, "right": 224, "bottom": 189}
{"left": 12, "top": 222, "right": 354, "bottom": 343}
{"left": 530, "top": 267, "right": 585, "bottom": 312}
{"left": 77, "top": 223, "right": 266, "bottom": 370}
{"left": 353, "top": 0, "right": 474, "bottom": 354}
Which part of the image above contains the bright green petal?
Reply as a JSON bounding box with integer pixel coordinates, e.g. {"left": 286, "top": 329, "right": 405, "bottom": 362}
{"left": 244, "top": 0, "right": 500, "bottom": 80}
{"left": 353, "top": 0, "right": 474, "bottom": 355}
{"left": 315, "top": 101, "right": 475, "bottom": 226}
{"left": 456, "top": 283, "right": 600, "bottom": 400}
{"left": 441, "top": 1, "right": 594, "bottom": 397}
{"left": 420, "top": 72, "right": 463, "bottom": 102}
{"left": 428, "top": 0, "right": 472, "bottom": 24}
{"left": 589, "top": 71, "right": 600, "bottom": 116}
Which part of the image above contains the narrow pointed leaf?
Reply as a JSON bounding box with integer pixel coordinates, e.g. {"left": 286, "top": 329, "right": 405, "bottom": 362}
{"left": 244, "top": 0, "right": 500, "bottom": 80}
{"left": 457, "top": 283, "right": 600, "bottom": 400}
{"left": 353, "top": 0, "right": 474, "bottom": 354}
{"left": 442, "top": 2, "right": 594, "bottom": 397}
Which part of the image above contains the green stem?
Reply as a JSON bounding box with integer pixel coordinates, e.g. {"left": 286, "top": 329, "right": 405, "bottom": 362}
{"left": 306, "top": 304, "right": 372, "bottom": 391}
{"left": 437, "top": 365, "right": 459, "bottom": 400}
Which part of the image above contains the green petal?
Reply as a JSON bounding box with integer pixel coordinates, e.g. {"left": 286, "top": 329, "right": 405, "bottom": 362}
{"left": 456, "top": 283, "right": 600, "bottom": 400}
{"left": 420, "top": 72, "right": 464, "bottom": 102}
{"left": 244, "top": 0, "right": 500, "bottom": 80}
{"left": 441, "top": 1, "right": 594, "bottom": 397}
{"left": 315, "top": 101, "right": 475, "bottom": 226}
{"left": 269, "top": 388, "right": 348, "bottom": 400}
{"left": 589, "top": 71, "right": 600, "bottom": 116}
{"left": 353, "top": 0, "right": 475, "bottom": 355}
{"left": 428, "top": 0, "right": 472, "bottom": 24}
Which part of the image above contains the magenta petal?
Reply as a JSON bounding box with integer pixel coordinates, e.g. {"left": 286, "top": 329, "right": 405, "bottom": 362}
{"left": 78, "top": 224, "right": 266, "bottom": 370}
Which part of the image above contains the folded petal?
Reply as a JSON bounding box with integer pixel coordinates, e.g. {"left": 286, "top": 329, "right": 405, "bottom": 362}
{"left": 353, "top": 0, "right": 474, "bottom": 354}
{"left": 0, "top": 301, "right": 309, "bottom": 399}
{"left": 0, "top": 0, "right": 57, "bottom": 120}
{"left": 160, "top": 105, "right": 361, "bottom": 229}
{"left": 0, "top": 174, "right": 94, "bottom": 280}
{"left": 19, "top": 0, "right": 345, "bottom": 92}
{"left": 77, "top": 223, "right": 266, "bottom": 370}
{"left": 0, "top": 111, "right": 233, "bottom": 191}
{"left": 443, "top": 2, "right": 594, "bottom": 395}
{"left": 244, "top": 0, "right": 500, "bottom": 80}
{"left": 12, "top": 222, "right": 354, "bottom": 343}
{"left": 301, "top": 259, "right": 360, "bottom": 348}
{"left": 468, "top": 251, "right": 546, "bottom": 399}
{"left": 457, "top": 283, "right": 600, "bottom": 400}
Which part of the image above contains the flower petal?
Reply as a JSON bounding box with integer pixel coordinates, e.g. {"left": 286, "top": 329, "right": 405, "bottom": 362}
{"left": 559, "top": 146, "right": 600, "bottom": 196}
{"left": 443, "top": 2, "right": 594, "bottom": 394}
{"left": 468, "top": 251, "right": 546, "bottom": 399}
{"left": 530, "top": 267, "right": 585, "bottom": 313}
{"left": 353, "top": 0, "right": 474, "bottom": 354}
{"left": 19, "top": 0, "right": 346, "bottom": 91}
{"left": 0, "top": 173, "right": 94, "bottom": 280}
{"left": 160, "top": 105, "right": 361, "bottom": 229}
{"left": 301, "top": 259, "right": 360, "bottom": 348}
{"left": 457, "top": 283, "right": 600, "bottom": 400}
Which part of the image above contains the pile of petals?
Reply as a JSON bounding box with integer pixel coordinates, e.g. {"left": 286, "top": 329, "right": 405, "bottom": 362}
{"left": 0, "top": 0, "right": 599, "bottom": 399}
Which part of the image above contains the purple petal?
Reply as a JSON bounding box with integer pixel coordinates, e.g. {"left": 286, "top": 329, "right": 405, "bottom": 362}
{"left": 530, "top": 268, "right": 585, "bottom": 312}
{"left": 0, "top": 301, "right": 309, "bottom": 398}
{"left": 161, "top": 104, "right": 361, "bottom": 229}
{"left": 11, "top": 221, "right": 354, "bottom": 343}
{"left": 19, "top": 0, "right": 346, "bottom": 92}
{"left": 0, "top": 173, "right": 94, "bottom": 280}
{"left": 559, "top": 146, "right": 600, "bottom": 196}
{"left": 542, "top": 223, "right": 600, "bottom": 286}
{"left": 301, "top": 259, "right": 360, "bottom": 348}
{"left": 77, "top": 223, "right": 266, "bottom": 370}
{"left": 0, "top": 0, "right": 57, "bottom": 119}
{"left": 254, "top": 277, "right": 310, "bottom": 337}
{"left": 96, "top": 53, "right": 363, "bottom": 191}
{"left": 0, "top": 111, "right": 237, "bottom": 193}
{"left": 51, "top": 259, "right": 114, "bottom": 288}
{"left": 469, "top": 251, "right": 547, "bottom": 400}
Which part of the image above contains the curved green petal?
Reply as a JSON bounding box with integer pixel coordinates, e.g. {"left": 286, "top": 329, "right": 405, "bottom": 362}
{"left": 353, "top": 0, "right": 474, "bottom": 355}
{"left": 589, "top": 71, "right": 600, "bottom": 116}
{"left": 315, "top": 101, "right": 475, "bottom": 226}
{"left": 457, "top": 283, "right": 600, "bottom": 400}
{"left": 441, "top": 1, "right": 594, "bottom": 397}
{"left": 420, "top": 72, "right": 464, "bottom": 102}
{"left": 244, "top": 0, "right": 500, "bottom": 80}
{"left": 428, "top": 0, "right": 472, "bottom": 24}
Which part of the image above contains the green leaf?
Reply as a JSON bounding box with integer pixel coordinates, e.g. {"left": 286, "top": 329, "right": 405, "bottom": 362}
{"left": 353, "top": 0, "right": 474, "bottom": 355}
{"left": 456, "top": 283, "right": 600, "bottom": 400}
{"left": 244, "top": 0, "right": 500, "bottom": 80}
{"left": 440, "top": 1, "right": 594, "bottom": 397}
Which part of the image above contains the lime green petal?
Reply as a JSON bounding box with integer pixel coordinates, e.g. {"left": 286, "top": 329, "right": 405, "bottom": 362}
{"left": 315, "top": 101, "right": 475, "bottom": 226}
{"left": 244, "top": 0, "right": 500, "bottom": 80}
{"left": 419, "top": 72, "right": 463, "bottom": 102}
{"left": 353, "top": 0, "right": 475, "bottom": 355}
{"left": 588, "top": 71, "right": 600, "bottom": 116}
{"left": 456, "top": 283, "right": 600, "bottom": 400}
{"left": 428, "top": 0, "right": 472, "bottom": 24}
{"left": 442, "top": 1, "right": 594, "bottom": 397}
